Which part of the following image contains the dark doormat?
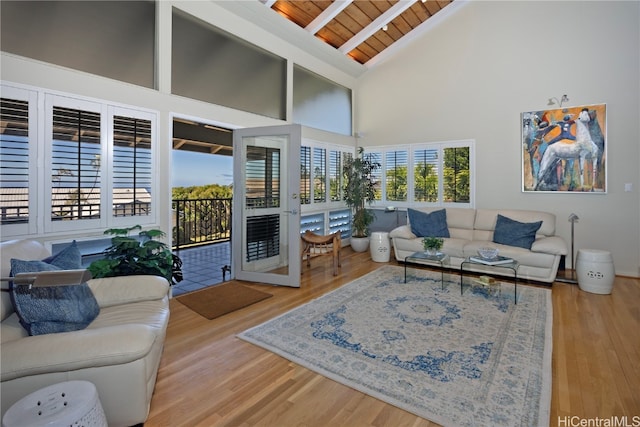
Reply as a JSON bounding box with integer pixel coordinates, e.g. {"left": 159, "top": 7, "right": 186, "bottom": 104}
{"left": 177, "top": 281, "right": 272, "bottom": 320}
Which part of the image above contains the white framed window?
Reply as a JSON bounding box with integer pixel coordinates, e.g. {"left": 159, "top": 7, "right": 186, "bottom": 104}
{"left": 1, "top": 83, "right": 159, "bottom": 238}
{"left": 365, "top": 140, "right": 474, "bottom": 208}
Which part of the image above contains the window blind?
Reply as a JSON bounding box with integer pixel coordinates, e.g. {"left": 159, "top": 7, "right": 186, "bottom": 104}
{"left": 313, "top": 147, "right": 326, "bottom": 203}
{"left": 443, "top": 147, "right": 470, "bottom": 203}
{"left": 413, "top": 148, "right": 439, "bottom": 202}
{"left": 300, "top": 146, "right": 310, "bottom": 205}
{"left": 51, "top": 106, "right": 101, "bottom": 221}
{"left": 329, "top": 150, "right": 341, "bottom": 202}
{"left": 300, "top": 213, "right": 324, "bottom": 234}
{"left": 329, "top": 209, "right": 351, "bottom": 238}
{"left": 385, "top": 150, "right": 408, "bottom": 202}
{"left": 0, "top": 98, "right": 30, "bottom": 225}
{"left": 112, "top": 115, "right": 152, "bottom": 217}
{"left": 246, "top": 214, "right": 280, "bottom": 262}
{"left": 245, "top": 146, "right": 280, "bottom": 209}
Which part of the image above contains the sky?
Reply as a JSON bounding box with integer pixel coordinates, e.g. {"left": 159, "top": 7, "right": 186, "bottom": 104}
{"left": 172, "top": 150, "right": 233, "bottom": 188}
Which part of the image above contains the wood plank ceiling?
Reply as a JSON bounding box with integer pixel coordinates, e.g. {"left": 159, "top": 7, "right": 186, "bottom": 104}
{"left": 262, "top": 0, "right": 453, "bottom": 65}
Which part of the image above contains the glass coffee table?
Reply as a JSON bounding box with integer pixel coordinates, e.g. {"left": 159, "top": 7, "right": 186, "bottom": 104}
{"left": 404, "top": 252, "right": 450, "bottom": 289}
{"left": 460, "top": 257, "right": 519, "bottom": 304}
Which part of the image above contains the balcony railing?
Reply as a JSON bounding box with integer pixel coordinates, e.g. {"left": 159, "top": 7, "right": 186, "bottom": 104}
{"left": 172, "top": 198, "right": 232, "bottom": 251}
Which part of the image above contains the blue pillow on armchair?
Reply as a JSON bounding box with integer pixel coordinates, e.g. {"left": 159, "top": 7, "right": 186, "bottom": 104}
{"left": 9, "top": 241, "right": 100, "bottom": 336}
{"left": 492, "top": 214, "right": 542, "bottom": 249}
{"left": 407, "top": 208, "right": 450, "bottom": 238}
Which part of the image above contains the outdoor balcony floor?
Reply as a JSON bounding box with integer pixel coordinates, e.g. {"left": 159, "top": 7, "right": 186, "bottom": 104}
{"left": 172, "top": 241, "right": 231, "bottom": 297}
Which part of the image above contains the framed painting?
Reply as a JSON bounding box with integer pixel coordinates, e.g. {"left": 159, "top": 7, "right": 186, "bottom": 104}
{"left": 522, "top": 103, "right": 606, "bottom": 193}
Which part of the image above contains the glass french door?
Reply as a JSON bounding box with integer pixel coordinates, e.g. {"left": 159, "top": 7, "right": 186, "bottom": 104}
{"left": 232, "top": 124, "right": 301, "bottom": 287}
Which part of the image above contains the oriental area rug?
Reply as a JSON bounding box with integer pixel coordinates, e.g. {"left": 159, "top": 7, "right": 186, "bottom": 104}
{"left": 238, "top": 265, "right": 552, "bottom": 427}
{"left": 177, "top": 281, "right": 272, "bottom": 320}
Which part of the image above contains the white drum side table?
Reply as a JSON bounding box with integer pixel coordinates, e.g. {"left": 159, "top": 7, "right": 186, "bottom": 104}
{"left": 576, "top": 249, "right": 615, "bottom": 294}
{"left": 370, "top": 231, "right": 391, "bottom": 262}
{"left": 3, "top": 381, "right": 107, "bottom": 427}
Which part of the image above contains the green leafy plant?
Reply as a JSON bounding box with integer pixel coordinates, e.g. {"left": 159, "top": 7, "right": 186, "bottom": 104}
{"left": 422, "top": 236, "right": 444, "bottom": 252}
{"left": 88, "top": 225, "right": 183, "bottom": 285}
{"left": 343, "top": 147, "right": 381, "bottom": 238}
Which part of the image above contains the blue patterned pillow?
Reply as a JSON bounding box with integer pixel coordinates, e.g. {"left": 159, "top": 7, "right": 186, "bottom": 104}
{"left": 9, "top": 241, "right": 100, "bottom": 336}
{"left": 407, "top": 208, "right": 450, "bottom": 238}
{"left": 492, "top": 214, "right": 542, "bottom": 249}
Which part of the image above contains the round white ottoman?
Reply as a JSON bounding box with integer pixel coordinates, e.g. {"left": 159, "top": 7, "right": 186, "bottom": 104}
{"left": 3, "top": 381, "right": 107, "bottom": 427}
{"left": 576, "top": 249, "right": 615, "bottom": 294}
{"left": 370, "top": 231, "right": 391, "bottom": 262}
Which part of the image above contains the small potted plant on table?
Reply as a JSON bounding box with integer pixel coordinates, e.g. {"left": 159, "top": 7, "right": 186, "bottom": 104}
{"left": 422, "top": 236, "right": 444, "bottom": 256}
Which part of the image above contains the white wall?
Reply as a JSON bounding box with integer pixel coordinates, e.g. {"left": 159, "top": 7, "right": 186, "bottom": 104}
{"left": 355, "top": 1, "right": 640, "bottom": 277}
{"left": 0, "top": 1, "right": 358, "bottom": 247}
{"left": 2, "top": 0, "right": 638, "bottom": 277}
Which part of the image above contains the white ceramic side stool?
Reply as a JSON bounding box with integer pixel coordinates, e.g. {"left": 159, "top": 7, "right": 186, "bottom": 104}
{"left": 576, "top": 249, "right": 615, "bottom": 294}
{"left": 3, "top": 380, "right": 107, "bottom": 427}
{"left": 370, "top": 231, "right": 391, "bottom": 262}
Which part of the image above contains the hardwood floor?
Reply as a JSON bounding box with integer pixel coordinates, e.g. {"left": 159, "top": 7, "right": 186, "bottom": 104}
{"left": 145, "top": 248, "right": 640, "bottom": 426}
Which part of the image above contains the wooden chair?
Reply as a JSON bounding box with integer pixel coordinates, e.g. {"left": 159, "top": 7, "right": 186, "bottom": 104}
{"left": 300, "top": 230, "right": 341, "bottom": 276}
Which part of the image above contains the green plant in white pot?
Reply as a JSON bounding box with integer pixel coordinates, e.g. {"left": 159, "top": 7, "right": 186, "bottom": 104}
{"left": 343, "top": 147, "right": 381, "bottom": 252}
{"left": 422, "top": 236, "right": 444, "bottom": 256}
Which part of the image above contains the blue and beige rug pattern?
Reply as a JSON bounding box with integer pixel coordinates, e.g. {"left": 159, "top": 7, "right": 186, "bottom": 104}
{"left": 238, "top": 265, "right": 552, "bottom": 427}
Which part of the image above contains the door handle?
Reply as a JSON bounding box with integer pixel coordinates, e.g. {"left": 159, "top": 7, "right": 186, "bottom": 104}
{"left": 284, "top": 209, "right": 298, "bottom": 215}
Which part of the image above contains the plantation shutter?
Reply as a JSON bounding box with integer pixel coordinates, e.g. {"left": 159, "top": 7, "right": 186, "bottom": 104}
{"left": 413, "top": 148, "right": 439, "bottom": 202}
{"left": 386, "top": 150, "right": 407, "bottom": 202}
{"left": 0, "top": 98, "right": 30, "bottom": 225}
{"left": 245, "top": 146, "right": 280, "bottom": 208}
{"left": 246, "top": 214, "right": 280, "bottom": 262}
{"left": 245, "top": 146, "right": 281, "bottom": 262}
{"left": 329, "top": 149, "right": 341, "bottom": 202}
{"left": 300, "top": 146, "right": 310, "bottom": 205}
{"left": 313, "top": 147, "right": 326, "bottom": 203}
{"left": 50, "top": 106, "right": 102, "bottom": 221}
{"left": 443, "top": 146, "right": 470, "bottom": 203}
{"left": 112, "top": 115, "right": 153, "bottom": 217}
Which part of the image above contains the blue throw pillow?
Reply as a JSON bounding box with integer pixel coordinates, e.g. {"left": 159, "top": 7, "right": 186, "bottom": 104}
{"left": 41, "top": 241, "right": 85, "bottom": 269}
{"left": 492, "top": 214, "right": 542, "bottom": 249}
{"left": 407, "top": 208, "right": 450, "bottom": 238}
{"left": 9, "top": 241, "right": 100, "bottom": 336}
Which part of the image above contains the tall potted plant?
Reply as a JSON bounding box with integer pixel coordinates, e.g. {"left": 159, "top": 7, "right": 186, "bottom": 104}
{"left": 343, "top": 147, "right": 381, "bottom": 252}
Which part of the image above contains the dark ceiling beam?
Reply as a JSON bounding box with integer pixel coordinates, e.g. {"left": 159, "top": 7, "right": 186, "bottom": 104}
{"left": 173, "top": 121, "right": 232, "bottom": 150}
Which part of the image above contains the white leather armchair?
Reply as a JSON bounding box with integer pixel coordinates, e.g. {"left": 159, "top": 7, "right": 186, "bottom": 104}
{"left": 1, "top": 239, "right": 170, "bottom": 427}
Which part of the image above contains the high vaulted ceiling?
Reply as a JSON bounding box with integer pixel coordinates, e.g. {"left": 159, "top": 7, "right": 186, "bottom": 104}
{"left": 260, "top": 0, "right": 454, "bottom": 65}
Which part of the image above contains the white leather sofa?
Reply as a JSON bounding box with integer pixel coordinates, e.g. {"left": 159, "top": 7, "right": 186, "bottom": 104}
{"left": 390, "top": 208, "right": 568, "bottom": 283}
{"left": 1, "top": 239, "right": 170, "bottom": 427}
